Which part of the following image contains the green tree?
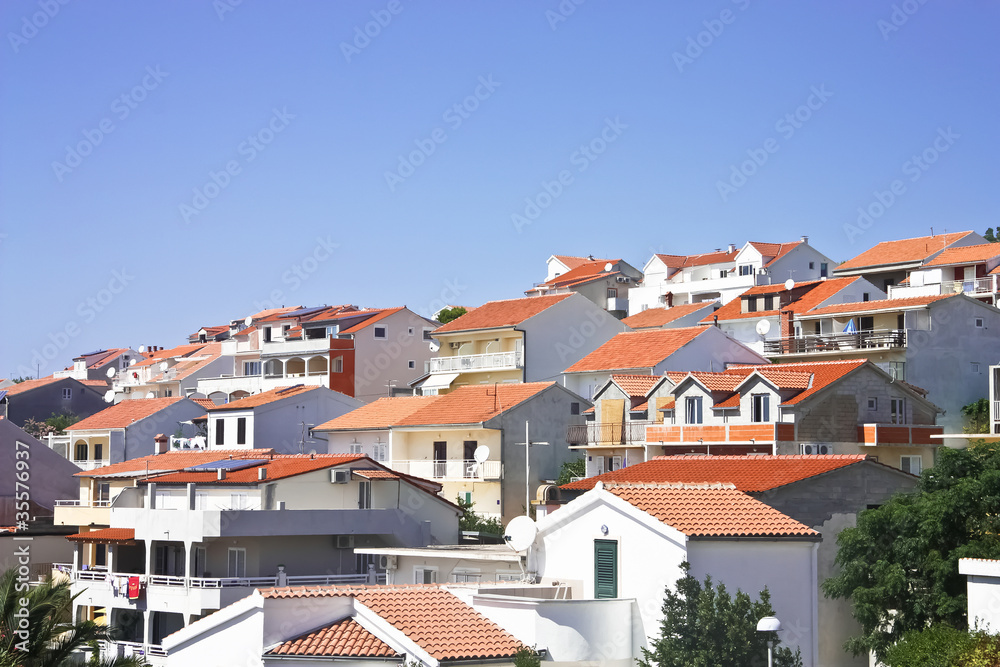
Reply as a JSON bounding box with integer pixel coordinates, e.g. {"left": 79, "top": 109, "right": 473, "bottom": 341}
{"left": 10, "top": 376, "right": 33, "bottom": 384}
{"left": 0, "top": 568, "right": 148, "bottom": 666}
{"left": 985, "top": 227, "right": 997, "bottom": 243}
{"left": 556, "top": 457, "right": 585, "bottom": 485}
{"left": 881, "top": 624, "right": 974, "bottom": 667}
{"left": 436, "top": 306, "right": 467, "bottom": 324}
{"left": 961, "top": 398, "right": 990, "bottom": 434}
{"left": 44, "top": 412, "right": 79, "bottom": 435}
{"left": 639, "top": 562, "right": 803, "bottom": 667}
{"left": 456, "top": 495, "right": 503, "bottom": 535}
{"left": 822, "top": 445, "right": 1000, "bottom": 660}
{"left": 511, "top": 646, "right": 541, "bottom": 667}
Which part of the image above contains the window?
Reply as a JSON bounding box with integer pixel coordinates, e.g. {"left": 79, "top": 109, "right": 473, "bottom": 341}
{"left": 763, "top": 296, "right": 774, "bottom": 311}
{"left": 570, "top": 402, "right": 581, "bottom": 415}
{"left": 746, "top": 298, "right": 757, "bottom": 313}
{"left": 216, "top": 419, "right": 225, "bottom": 445}
{"left": 374, "top": 326, "right": 387, "bottom": 340}
{"left": 193, "top": 547, "right": 207, "bottom": 577}
{"left": 972, "top": 362, "right": 982, "bottom": 374}
{"left": 264, "top": 484, "right": 276, "bottom": 510}
{"left": 349, "top": 442, "right": 363, "bottom": 455}
{"left": 358, "top": 480, "right": 372, "bottom": 509}
{"left": 751, "top": 394, "right": 770, "bottom": 422}
{"left": 888, "top": 361, "right": 906, "bottom": 382}
{"left": 820, "top": 263, "right": 829, "bottom": 278}
{"left": 228, "top": 548, "right": 247, "bottom": 578}
{"left": 195, "top": 491, "right": 209, "bottom": 510}
{"left": 236, "top": 417, "right": 247, "bottom": 445}
{"left": 610, "top": 455, "right": 622, "bottom": 471}
{"left": 243, "top": 361, "right": 261, "bottom": 376}
{"left": 890, "top": 398, "right": 905, "bottom": 424}
{"left": 809, "top": 261, "right": 815, "bottom": 270}
{"left": 62, "top": 388, "right": 72, "bottom": 400}
{"left": 423, "top": 329, "right": 433, "bottom": 341}
{"left": 332, "top": 356, "right": 343, "bottom": 373}
{"left": 975, "top": 317, "right": 985, "bottom": 328}
{"left": 164, "top": 389, "right": 172, "bottom": 397}
{"left": 408, "top": 360, "right": 415, "bottom": 369}
{"left": 685, "top": 397, "right": 703, "bottom": 424}
{"left": 263, "top": 328, "right": 272, "bottom": 343}
{"left": 75, "top": 442, "right": 87, "bottom": 461}
{"left": 408, "top": 327, "right": 415, "bottom": 335}
{"left": 863, "top": 293, "right": 870, "bottom": 302}
{"left": 373, "top": 443, "right": 387, "bottom": 461}
{"left": 415, "top": 567, "right": 437, "bottom": 584}
{"left": 867, "top": 397, "right": 878, "bottom": 411}
{"left": 230, "top": 492, "right": 248, "bottom": 510}
{"left": 607, "top": 288, "right": 618, "bottom": 298}
{"left": 94, "top": 443, "right": 103, "bottom": 461}
{"left": 594, "top": 539, "right": 618, "bottom": 599}
{"left": 97, "top": 482, "right": 110, "bottom": 503}
{"left": 719, "top": 270, "right": 727, "bottom": 279}
{"left": 738, "top": 264, "right": 753, "bottom": 276}
{"left": 900, "top": 455, "right": 922, "bottom": 476}
{"left": 282, "top": 324, "right": 291, "bottom": 337}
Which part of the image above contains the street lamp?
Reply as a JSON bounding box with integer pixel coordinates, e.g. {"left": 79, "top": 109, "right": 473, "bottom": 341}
{"left": 756, "top": 616, "right": 781, "bottom": 667}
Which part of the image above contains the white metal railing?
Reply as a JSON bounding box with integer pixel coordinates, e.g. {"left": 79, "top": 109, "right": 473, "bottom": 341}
{"left": 70, "top": 569, "right": 385, "bottom": 588}
{"left": 391, "top": 459, "right": 502, "bottom": 480}
{"left": 940, "top": 277, "right": 993, "bottom": 295}
{"left": 71, "top": 459, "right": 110, "bottom": 471}
{"left": 54, "top": 500, "right": 110, "bottom": 507}
{"left": 428, "top": 350, "right": 522, "bottom": 374}
{"left": 170, "top": 436, "right": 207, "bottom": 450}
{"left": 260, "top": 339, "right": 331, "bottom": 355}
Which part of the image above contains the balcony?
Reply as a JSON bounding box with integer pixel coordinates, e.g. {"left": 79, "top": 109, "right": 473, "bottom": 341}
{"left": 857, "top": 423, "right": 944, "bottom": 446}
{"left": 567, "top": 421, "right": 651, "bottom": 446}
{"left": 607, "top": 297, "right": 629, "bottom": 312}
{"left": 260, "top": 338, "right": 331, "bottom": 356}
{"left": 221, "top": 338, "right": 259, "bottom": 354}
{"left": 429, "top": 351, "right": 522, "bottom": 374}
{"left": 763, "top": 329, "right": 906, "bottom": 356}
{"left": 198, "top": 374, "right": 263, "bottom": 397}
{"left": 646, "top": 422, "right": 795, "bottom": 444}
{"left": 53, "top": 500, "right": 111, "bottom": 527}
{"left": 391, "top": 459, "right": 502, "bottom": 481}
{"left": 72, "top": 459, "right": 110, "bottom": 471}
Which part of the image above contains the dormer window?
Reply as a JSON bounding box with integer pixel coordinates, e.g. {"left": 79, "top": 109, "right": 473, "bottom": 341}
{"left": 738, "top": 264, "right": 754, "bottom": 276}
{"left": 751, "top": 394, "right": 770, "bottom": 422}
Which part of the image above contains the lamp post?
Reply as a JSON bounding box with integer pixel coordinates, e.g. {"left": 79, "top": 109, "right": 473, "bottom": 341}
{"left": 514, "top": 421, "right": 549, "bottom": 516}
{"left": 756, "top": 616, "right": 781, "bottom": 667}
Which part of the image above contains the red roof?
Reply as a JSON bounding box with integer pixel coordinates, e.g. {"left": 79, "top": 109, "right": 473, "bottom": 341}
{"left": 621, "top": 303, "right": 716, "bottom": 329}
{"left": 144, "top": 454, "right": 367, "bottom": 485}
{"left": 315, "top": 396, "right": 440, "bottom": 431}
{"left": 564, "top": 328, "right": 708, "bottom": 373}
{"left": 923, "top": 243, "right": 1000, "bottom": 267}
{"left": 836, "top": 231, "right": 977, "bottom": 270}
{"left": 748, "top": 241, "right": 804, "bottom": 267}
{"left": 69, "top": 397, "right": 197, "bottom": 431}
{"left": 551, "top": 255, "right": 610, "bottom": 271}
{"left": 4, "top": 376, "right": 66, "bottom": 396}
{"left": 433, "top": 294, "right": 574, "bottom": 334}
{"left": 605, "top": 483, "right": 818, "bottom": 538}
{"left": 721, "top": 359, "right": 866, "bottom": 405}
{"left": 259, "top": 585, "right": 525, "bottom": 660}
{"left": 207, "top": 385, "right": 324, "bottom": 411}
{"left": 563, "top": 454, "right": 869, "bottom": 492}
{"left": 655, "top": 249, "right": 738, "bottom": 270}
{"left": 131, "top": 343, "right": 211, "bottom": 368}
{"left": 705, "top": 278, "right": 864, "bottom": 323}
{"left": 801, "top": 294, "right": 954, "bottom": 318}
{"left": 396, "top": 382, "right": 553, "bottom": 426}
{"left": 74, "top": 449, "right": 276, "bottom": 478}
{"left": 530, "top": 260, "right": 621, "bottom": 291}
{"left": 266, "top": 618, "right": 399, "bottom": 658}
{"left": 67, "top": 527, "right": 136, "bottom": 544}
{"left": 338, "top": 307, "right": 407, "bottom": 334}
{"left": 609, "top": 374, "right": 659, "bottom": 398}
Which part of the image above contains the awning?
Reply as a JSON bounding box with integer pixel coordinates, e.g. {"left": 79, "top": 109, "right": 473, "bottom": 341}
{"left": 67, "top": 528, "right": 136, "bottom": 545}
{"left": 419, "top": 372, "right": 459, "bottom": 391}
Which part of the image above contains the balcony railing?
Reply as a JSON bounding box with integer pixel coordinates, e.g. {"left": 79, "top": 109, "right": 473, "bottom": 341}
{"left": 70, "top": 568, "right": 383, "bottom": 588}
{"left": 429, "top": 350, "right": 522, "bottom": 374}
{"left": 940, "top": 277, "right": 993, "bottom": 295}
{"left": 857, "top": 423, "right": 944, "bottom": 446}
{"left": 763, "top": 329, "right": 906, "bottom": 355}
{"left": 647, "top": 422, "right": 795, "bottom": 444}
{"left": 72, "top": 459, "right": 110, "bottom": 471}
{"left": 54, "top": 500, "right": 110, "bottom": 507}
{"left": 391, "top": 459, "right": 502, "bottom": 480}
{"left": 567, "top": 421, "right": 651, "bottom": 445}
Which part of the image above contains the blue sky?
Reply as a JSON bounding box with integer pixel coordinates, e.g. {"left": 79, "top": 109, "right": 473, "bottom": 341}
{"left": 1, "top": 1, "right": 997, "bottom": 379}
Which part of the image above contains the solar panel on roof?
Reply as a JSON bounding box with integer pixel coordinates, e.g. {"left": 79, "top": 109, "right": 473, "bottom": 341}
{"left": 276, "top": 385, "right": 304, "bottom": 395}
{"left": 185, "top": 459, "right": 267, "bottom": 472}
{"left": 79, "top": 350, "right": 106, "bottom": 357}
{"left": 0, "top": 391, "right": 7, "bottom": 402}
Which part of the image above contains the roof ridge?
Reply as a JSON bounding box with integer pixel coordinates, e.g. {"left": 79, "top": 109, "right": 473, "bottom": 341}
{"left": 603, "top": 481, "right": 737, "bottom": 490}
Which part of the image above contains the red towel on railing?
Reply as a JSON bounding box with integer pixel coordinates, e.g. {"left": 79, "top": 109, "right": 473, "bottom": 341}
{"left": 128, "top": 576, "right": 140, "bottom": 599}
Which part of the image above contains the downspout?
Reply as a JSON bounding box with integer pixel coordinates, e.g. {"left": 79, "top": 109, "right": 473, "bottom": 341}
{"left": 811, "top": 541, "right": 819, "bottom": 667}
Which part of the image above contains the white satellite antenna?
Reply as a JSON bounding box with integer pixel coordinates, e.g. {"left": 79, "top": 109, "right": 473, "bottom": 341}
{"left": 784, "top": 278, "right": 795, "bottom": 291}
{"left": 474, "top": 445, "right": 490, "bottom": 463}
{"left": 158, "top": 361, "right": 169, "bottom": 372}
{"left": 429, "top": 340, "right": 440, "bottom": 353}
{"left": 244, "top": 315, "right": 253, "bottom": 326}
{"left": 504, "top": 515, "right": 538, "bottom": 553}
{"left": 603, "top": 262, "right": 613, "bottom": 272}
{"left": 755, "top": 319, "right": 771, "bottom": 336}
{"left": 138, "top": 345, "right": 146, "bottom": 353}
{"left": 106, "top": 366, "right": 117, "bottom": 378}
{"left": 129, "top": 358, "right": 137, "bottom": 366}
{"left": 145, "top": 391, "right": 156, "bottom": 399}
{"left": 103, "top": 390, "right": 115, "bottom": 403}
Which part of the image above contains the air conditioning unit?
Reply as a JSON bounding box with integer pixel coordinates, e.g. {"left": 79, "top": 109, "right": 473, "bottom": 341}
{"left": 450, "top": 342, "right": 462, "bottom": 349}
{"left": 800, "top": 443, "right": 834, "bottom": 455}
{"left": 331, "top": 469, "right": 350, "bottom": 484}
{"left": 123, "top": 387, "right": 131, "bottom": 394}
{"left": 336, "top": 535, "right": 354, "bottom": 549}
{"left": 379, "top": 555, "right": 397, "bottom": 570}
{"left": 616, "top": 276, "right": 631, "bottom": 283}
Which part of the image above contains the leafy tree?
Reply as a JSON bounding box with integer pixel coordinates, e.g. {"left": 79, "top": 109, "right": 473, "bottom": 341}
{"left": 0, "top": 567, "right": 148, "bottom": 666}
{"left": 556, "top": 457, "right": 586, "bottom": 485}
{"left": 639, "top": 562, "right": 803, "bottom": 667}
{"left": 21, "top": 418, "right": 56, "bottom": 439}
{"left": 10, "top": 376, "right": 33, "bottom": 384}
{"left": 881, "top": 624, "right": 974, "bottom": 667}
{"left": 961, "top": 398, "right": 990, "bottom": 434}
{"left": 436, "top": 306, "right": 467, "bottom": 324}
{"left": 456, "top": 495, "right": 503, "bottom": 535}
{"left": 985, "top": 227, "right": 997, "bottom": 243}
{"left": 44, "top": 412, "right": 79, "bottom": 435}
{"left": 823, "top": 445, "right": 1000, "bottom": 660}
{"left": 511, "top": 646, "right": 541, "bottom": 667}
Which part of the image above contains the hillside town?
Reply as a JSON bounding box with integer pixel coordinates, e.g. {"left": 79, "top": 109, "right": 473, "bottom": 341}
{"left": 5, "top": 229, "right": 1000, "bottom": 666}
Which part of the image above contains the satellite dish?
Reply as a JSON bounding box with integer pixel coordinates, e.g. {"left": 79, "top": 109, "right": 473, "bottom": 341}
{"left": 474, "top": 445, "right": 490, "bottom": 463}
{"left": 103, "top": 390, "right": 115, "bottom": 403}
{"left": 603, "top": 262, "right": 613, "bottom": 272}
{"left": 129, "top": 358, "right": 137, "bottom": 366}
{"left": 106, "top": 366, "right": 117, "bottom": 378}
{"left": 784, "top": 279, "right": 795, "bottom": 291}
{"left": 429, "top": 340, "right": 440, "bottom": 353}
{"left": 504, "top": 516, "right": 538, "bottom": 552}
{"left": 244, "top": 315, "right": 253, "bottom": 326}
{"left": 158, "top": 361, "right": 169, "bottom": 372}
{"left": 145, "top": 391, "right": 156, "bottom": 399}
{"left": 138, "top": 345, "right": 146, "bottom": 353}
{"left": 755, "top": 319, "right": 771, "bottom": 336}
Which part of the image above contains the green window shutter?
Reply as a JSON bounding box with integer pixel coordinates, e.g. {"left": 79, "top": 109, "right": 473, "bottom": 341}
{"left": 594, "top": 539, "right": 618, "bottom": 599}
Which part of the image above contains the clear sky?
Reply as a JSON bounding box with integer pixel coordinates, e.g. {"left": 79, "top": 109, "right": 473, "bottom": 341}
{"left": 1, "top": 1, "right": 997, "bottom": 379}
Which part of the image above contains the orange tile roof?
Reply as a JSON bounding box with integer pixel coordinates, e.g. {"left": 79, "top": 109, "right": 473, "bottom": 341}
{"left": 552, "top": 255, "right": 610, "bottom": 271}
{"left": 3, "top": 375, "right": 63, "bottom": 396}
{"left": 836, "top": 231, "right": 976, "bottom": 270}
{"left": 131, "top": 343, "right": 210, "bottom": 368}
{"left": 610, "top": 374, "right": 659, "bottom": 398}
{"left": 352, "top": 469, "right": 402, "bottom": 480}
{"left": 563, "top": 454, "right": 870, "bottom": 492}
{"left": 150, "top": 344, "right": 222, "bottom": 382}
{"left": 259, "top": 585, "right": 525, "bottom": 660}
{"left": 622, "top": 303, "right": 716, "bottom": 329}
{"left": 679, "top": 372, "right": 744, "bottom": 392}
{"left": 605, "top": 483, "right": 818, "bottom": 538}
{"left": 705, "top": 278, "right": 862, "bottom": 323}
{"left": 234, "top": 326, "right": 257, "bottom": 337}
{"left": 655, "top": 249, "right": 738, "bottom": 270}
{"left": 922, "top": 243, "right": 1000, "bottom": 267}
{"left": 748, "top": 241, "right": 804, "bottom": 267}
{"left": 66, "top": 527, "right": 136, "bottom": 544}
{"left": 565, "top": 328, "right": 708, "bottom": 373}
{"left": 83, "top": 348, "right": 129, "bottom": 368}
{"left": 144, "top": 454, "right": 367, "bottom": 485}
{"left": 531, "top": 260, "right": 621, "bottom": 290}
{"left": 266, "top": 618, "right": 399, "bottom": 658}
{"left": 73, "top": 449, "right": 275, "bottom": 478}
{"left": 721, "top": 359, "right": 866, "bottom": 405}
{"left": 339, "top": 307, "right": 406, "bottom": 334}
{"left": 207, "top": 385, "right": 324, "bottom": 411}
{"left": 433, "top": 294, "right": 574, "bottom": 334}
{"left": 80, "top": 379, "right": 110, "bottom": 389}
{"left": 801, "top": 294, "right": 954, "bottom": 318}
{"left": 249, "top": 306, "right": 302, "bottom": 322}
{"left": 69, "top": 397, "right": 197, "bottom": 430}
{"left": 315, "top": 396, "right": 441, "bottom": 431}
{"left": 396, "top": 382, "right": 553, "bottom": 426}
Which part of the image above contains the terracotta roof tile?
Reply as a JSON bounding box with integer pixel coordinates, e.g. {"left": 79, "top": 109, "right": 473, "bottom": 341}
{"left": 836, "top": 231, "right": 976, "bottom": 270}
{"left": 79, "top": 379, "right": 110, "bottom": 389}
{"left": 922, "top": 243, "right": 1000, "bottom": 267}
{"left": 801, "top": 294, "right": 954, "bottom": 318}
{"left": 610, "top": 374, "right": 659, "bottom": 398}
{"left": 552, "top": 255, "right": 610, "bottom": 271}
{"left": 604, "top": 482, "right": 818, "bottom": 537}
{"left": 69, "top": 397, "right": 197, "bottom": 431}
{"left": 3, "top": 375, "right": 63, "bottom": 396}
{"left": 433, "top": 294, "right": 574, "bottom": 333}
{"left": 748, "top": 241, "right": 804, "bottom": 267}
{"left": 564, "top": 328, "right": 708, "bottom": 373}
{"left": 131, "top": 343, "right": 211, "bottom": 368}
{"left": 207, "top": 385, "right": 324, "bottom": 411}
{"left": 655, "top": 249, "right": 738, "bottom": 269}
{"left": 721, "top": 359, "right": 865, "bottom": 405}
{"left": 396, "top": 382, "right": 553, "bottom": 426}
{"left": 67, "top": 527, "right": 136, "bottom": 544}
{"left": 563, "top": 454, "right": 870, "bottom": 492}
{"left": 74, "top": 449, "right": 275, "bottom": 478}
{"left": 314, "top": 396, "right": 440, "bottom": 431}
{"left": 622, "top": 303, "right": 716, "bottom": 329}
{"left": 705, "top": 278, "right": 862, "bottom": 323}
{"left": 530, "top": 260, "right": 621, "bottom": 290}
{"left": 82, "top": 348, "right": 129, "bottom": 368}
{"left": 266, "top": 618, "right": 399, "bottom": 658}
{"left": 144, "top": 454, "right": 367, "bottom": 485}
{"left": 338, "top": 307, "right": 407, "bottom": 334}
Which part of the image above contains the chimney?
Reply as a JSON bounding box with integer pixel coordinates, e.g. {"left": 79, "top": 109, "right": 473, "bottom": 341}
{"left": 154, "top": 433, "right": 169, "bottom": 454}
{"left": 217, "top": 469, "right": 226, "bottom": 480}
{"left": 800, "top": 235, "right": 809, "bottom": 244}
{"left": 728, "top": 243, "right": 736, "bottom": 253}
{"left": 258, "top": 467, "right": 267, "bottom": 480}
{"left": 779, "top": 309, "right": 794, "bottom": 341}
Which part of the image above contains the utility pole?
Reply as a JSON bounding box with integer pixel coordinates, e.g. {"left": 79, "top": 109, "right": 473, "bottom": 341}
{"left": 514, "top": 421, "right": 549, "bottom": 517}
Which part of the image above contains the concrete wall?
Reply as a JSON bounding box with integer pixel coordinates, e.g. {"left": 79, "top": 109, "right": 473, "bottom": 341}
{"left": 5, "top": 378, "right": 108, "bottom": 428}
{"left": 0, "top": 419, "right": 80, "bottom": 521}
{"left": 389, "top": 554, "right": 522, "bottom": 585}
{"left": 120, "top": 400, "right": 207, "bottom": 463}
{"left": 165, "top": 596, "right": 266, "bottom": 667}
{"left": 352, "top": 309, "right": 439, "bottom": 403}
